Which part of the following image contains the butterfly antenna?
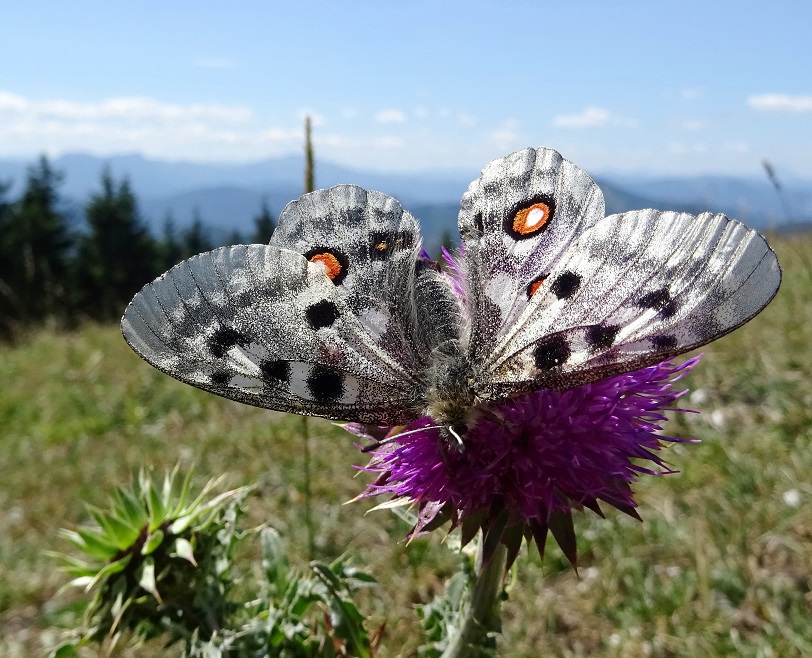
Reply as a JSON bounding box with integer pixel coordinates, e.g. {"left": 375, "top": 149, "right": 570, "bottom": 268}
{"left": 447, "top": 425, "right": 465, "bottom": 449}
{"left": 360, "top": 424, "right": 445, "bottom": 453}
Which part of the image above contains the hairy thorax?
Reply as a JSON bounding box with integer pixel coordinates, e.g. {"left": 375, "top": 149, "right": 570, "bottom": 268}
{"left": 422, "top": 343, "right": 480, "bottom": 444}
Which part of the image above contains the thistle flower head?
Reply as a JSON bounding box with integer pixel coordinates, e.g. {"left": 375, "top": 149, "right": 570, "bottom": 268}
{"left": 350, "top": 252, "right": 699, "bottom": 569}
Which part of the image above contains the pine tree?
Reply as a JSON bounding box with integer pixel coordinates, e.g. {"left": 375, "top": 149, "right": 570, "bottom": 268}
{"left": 159, "top": 212, "right": 184, "bottom": 270}
{"left": 437, "top": 228, "right": 455, "bottom": 260}
{"left": 182, "top": 208, "right": 213, "bottom": 257}
{"left": 225, "top": 229, "right": 244, "bottom": 246}
{"left": 251, "top": 199, "right": 276, "bottom": 243}
{"left": 0, "top": 178, "right": 17, "bottom": 336}
{"left": 74, "top": 167, "right": 158, "bottom": 320}
{"left": 0, "top": 156, "right": 73, "bottom": 328}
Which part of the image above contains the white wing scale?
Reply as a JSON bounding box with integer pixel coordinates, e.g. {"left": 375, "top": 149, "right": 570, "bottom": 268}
{"left": 475, "top": 210, "right": 780, "bottom": 396}
{"left": 122, "top": 244, "right": 421, "bottom": 424}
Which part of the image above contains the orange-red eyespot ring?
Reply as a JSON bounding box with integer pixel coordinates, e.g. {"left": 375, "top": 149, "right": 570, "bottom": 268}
{"left": 506, "top": 196, "right": 556, "bottom": 240}
{"left": 514, "top": 202, "right": 550, "bottom": 235}
{"left": 528, "top": 278, "right": 545, "bottom": 297}
{"left": 304, "top": 247, "right": 349, "bottom": 285}
{"left": 527, "top": 274, "right": 547, "bottom": 298}
{"left": 310, "top": 253, "right": 342, "bottom": 279}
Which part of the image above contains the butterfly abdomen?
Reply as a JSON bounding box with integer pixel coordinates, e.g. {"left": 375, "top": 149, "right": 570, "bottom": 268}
{"left": 421, "top": 343, "right": 480, "bottom": 441}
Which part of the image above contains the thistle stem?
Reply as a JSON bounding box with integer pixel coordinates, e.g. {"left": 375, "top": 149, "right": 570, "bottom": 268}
{"left": 441, "top": 538, "right": 507, "bottom": 658}
{"left": 301, "top": 416, "right": 315, "bottom": 560}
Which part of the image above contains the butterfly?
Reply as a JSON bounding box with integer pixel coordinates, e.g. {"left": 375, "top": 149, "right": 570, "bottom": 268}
{"left": 121, "top": 147, "right": 781, "bottom": 446}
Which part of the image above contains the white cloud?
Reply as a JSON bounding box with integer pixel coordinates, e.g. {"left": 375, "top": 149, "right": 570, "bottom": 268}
{"left": 374, "top": 109, "right": 406, "bottom": 124}
{"left": 457, "top": 112, "right": 476, "bottom": 127}
{"left": 552, "top": 106, "right": 635, "bottom": 129}
{"left": 0, "top": 89, "right": 312, "bottom": 161}
{"left": 679, "top": 119, "right": 706, "bottom": 132}
{"left": 414, "top": 106, "right": 428, "bottom": 119}
{"left": 488, "top": 118, "right": 520, "bottom": 150}
{"left": 681, "top": 88, "right": 702, "bottom": 100}
{"left": 748, "top": 93, "right": 812, "bottom": 112}
{"left": 373, "top": 136, "right": 405, "bottom": 149}
{"left": 194, "top": 57, "right": 235, "bottom": 69}
{"left": 0, "top": 91, "right": 251, "bottom": 123}
{"left": 724, "top": 141, "right": 749, "bottom": 154}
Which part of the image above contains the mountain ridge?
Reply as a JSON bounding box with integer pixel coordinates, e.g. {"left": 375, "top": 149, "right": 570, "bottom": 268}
{"left": 1, "top": 152, "right": 809, "bottom": 249}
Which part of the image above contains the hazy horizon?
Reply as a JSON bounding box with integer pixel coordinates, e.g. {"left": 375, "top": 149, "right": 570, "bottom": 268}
{"left": 2, "top": 1, "right": 811, "bottom": 179}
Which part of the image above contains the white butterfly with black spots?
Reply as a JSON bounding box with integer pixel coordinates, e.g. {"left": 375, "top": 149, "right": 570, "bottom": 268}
{"left": 122, "top": 147, "right": 781, "bottom": 445}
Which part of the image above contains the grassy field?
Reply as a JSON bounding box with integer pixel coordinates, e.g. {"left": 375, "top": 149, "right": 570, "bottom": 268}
{"left": 1, "top": 232, "right": 811, "bottom": 657}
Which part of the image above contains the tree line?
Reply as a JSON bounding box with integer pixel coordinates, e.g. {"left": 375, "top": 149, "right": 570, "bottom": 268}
{"left": 0, "top": 155, "right": 277, "bottom": 339}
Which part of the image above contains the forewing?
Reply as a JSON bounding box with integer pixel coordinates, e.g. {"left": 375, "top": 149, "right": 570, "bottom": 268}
{"left": 475, "top": 210, "right": 781, "bottom": 398}
{"left": 458, "top": 147, "right": 605, "bottom": 365}
{"left": 121, "top": 244, "right": 421, "bottom": 425}
{"left": 270, "top": 185, "right": 426, "bottom": 369}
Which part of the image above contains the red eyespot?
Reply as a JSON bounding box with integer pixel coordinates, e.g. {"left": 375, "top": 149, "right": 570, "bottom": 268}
{"left": 309, "top": 253, "right": 342, "bottom": 279}
{"left": 513, "top": 202, "right": 551, "bottom": 236}
{"left": 304, "top": 247, "right": 349, "bottom": 285}
{"left": 527, "top": 275, "right": 547, "bottom": 298}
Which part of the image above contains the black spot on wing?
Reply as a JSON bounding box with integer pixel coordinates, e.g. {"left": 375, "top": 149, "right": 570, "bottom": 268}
{"left": 652, "top": 334, "right": 678, "bottom": 351}
{"left": 473, "top": 211, "right": 484, "bottom": 234}
{"left": 587, "top": 324, "right": 620, "bottom": 350}
{"left": 208, "top": 326, "right": 246, "bottom": 358}
{"left": 260, "top": 359, "right": 290, "bottom": 383}
{"left": 306, "top": 364, "right": 345, "bottom": 402}
{"left": 210, "top": 370, "right": 231, "bottom": 386}
{"left": 306, "top": 299, "right": 340, "bottom": 330}
{"left": 639, "top": 288, "right": 678, "bottom": 319}
{"left": 550, "top": 271, "right": 581, "bottom": 300}
{"left": 534, "top": 335, "right": 571, "bottom": 370}
{"left": 233, "top": 291, "right": 257, "bottom": 310}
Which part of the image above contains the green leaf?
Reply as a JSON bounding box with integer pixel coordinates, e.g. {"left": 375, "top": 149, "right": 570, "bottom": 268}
{"left": 114, "top": 486, "right": 148, "bottom": 528}
{"left": 146, "top": 475, "right": 167, "bottom": 531}
{"left": 75, "top": 527, "right": 119, "bottom": 560}
{"left": 311, "top": 562, "right": 371, "bottom": 658}
{"left": 87, "top": 505, "right": 140, "bottom": 549}
{"left": 50, "top": 641, "right": 79, "bottom": 658}
{"left": 170, "top": 468, "right": 194, "bottom": 517}
{"left": 85, "top": 553, "right": 133, "bottom": 591}
{"left": 261, "top": 527, "right": 289, "bottom": 591}
{"left": 141, "top": 528, "right": 165, "bottom": 555}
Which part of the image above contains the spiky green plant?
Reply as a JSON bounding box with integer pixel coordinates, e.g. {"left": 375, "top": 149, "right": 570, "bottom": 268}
{"left": 190, "top": 527, "right": 378, "bottom": 658}
{"left": 54, "top": 467, "right": 250, "bottom": 655}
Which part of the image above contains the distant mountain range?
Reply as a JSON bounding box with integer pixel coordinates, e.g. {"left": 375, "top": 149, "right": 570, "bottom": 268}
{"left": 1, "top": 152, "right": 809, "bottom": 252}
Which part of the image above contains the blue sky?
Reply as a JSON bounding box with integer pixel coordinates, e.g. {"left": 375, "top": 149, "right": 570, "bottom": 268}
{"left": 1, "top": 1, "right": 811, "bottom": 177}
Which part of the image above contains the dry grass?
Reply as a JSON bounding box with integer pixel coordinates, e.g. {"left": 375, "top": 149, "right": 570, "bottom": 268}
{"left": 1, "top": 232, "right": 810, "bottom": 657}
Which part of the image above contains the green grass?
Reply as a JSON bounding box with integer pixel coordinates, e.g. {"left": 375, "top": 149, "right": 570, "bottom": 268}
{"left": 1, "top": 232, "right": 811, "bottom": 657}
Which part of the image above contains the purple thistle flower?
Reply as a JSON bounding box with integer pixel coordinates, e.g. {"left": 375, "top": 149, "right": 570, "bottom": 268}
{"left": 347, "top": 248, "right": 701, "bottom": 568}
{"left": 350, "top": 357, "right": 698, "bottom": 568}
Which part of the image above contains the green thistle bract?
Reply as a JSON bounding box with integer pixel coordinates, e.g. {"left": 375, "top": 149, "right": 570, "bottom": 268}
{"left": 54, "top": 466, "right": 250, "bottom": 652}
